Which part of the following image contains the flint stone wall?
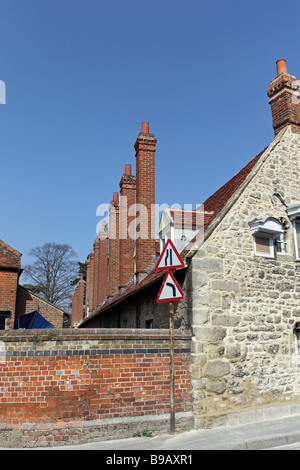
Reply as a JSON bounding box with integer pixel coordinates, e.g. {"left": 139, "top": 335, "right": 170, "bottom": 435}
{"left": 191, "top": 128, "right": 300, "bottom": 428}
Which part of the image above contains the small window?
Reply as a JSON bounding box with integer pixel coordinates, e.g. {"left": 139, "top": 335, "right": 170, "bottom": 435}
{"left": 0, "top": 311, "right": 11, "bottom": 330}
{"left": 249, "top": 217, "right": 285, "bottom": 259}
{"left": 275, "top": 234, "right": 286, "bottom": 254}
{"left": 254, "top": 235, "right": 274, "bottom": 258}
{"left": 293, "top": 221, "right": 300, "bottom": 260}
{"left": 294, "top": 323, "right": 300, "bottom": 355}
{"left": 145, "top": 319, "right": 154, "bottom": 329}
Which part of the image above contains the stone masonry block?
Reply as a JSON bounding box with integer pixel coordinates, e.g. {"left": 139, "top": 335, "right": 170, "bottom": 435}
{"left": 211, "top": 280, "right": 240, "bottom": 292}
{"left": 204, "top": 360, "right": 230, "bottom": 378}
{"left": 193, "top": 257, "right": 224, "bottom": 273}
{"left": 193, "top": 291, "right": 221, "bottom": 307}
{"left": 193, "top": 326, "right": 226, "bottom": 342}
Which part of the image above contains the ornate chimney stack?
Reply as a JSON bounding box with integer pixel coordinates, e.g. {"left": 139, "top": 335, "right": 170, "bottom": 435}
{"left": 268, "top": 59, "right": 300, "bottom": 135}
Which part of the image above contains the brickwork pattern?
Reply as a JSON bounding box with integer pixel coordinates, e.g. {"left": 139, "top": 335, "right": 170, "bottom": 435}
{"left": 71, "top": 278, "right": 84, "bottom": 327}
{"left": 107, "top": 195, "right": 120, "bottom": 297}
{"left": 119, "top": 168, "right": 136, "bottom": 288}
{"left": 0, "top": 329, "right": 192, "bottom": 447}
{"left": 135, "top": 128, "right": 157, "bottom": 278}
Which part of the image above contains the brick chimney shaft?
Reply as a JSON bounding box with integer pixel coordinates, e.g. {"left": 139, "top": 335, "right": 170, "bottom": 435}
{"left": 119, "top": 164, "right": 136, "bottom": 288}
{"left": 134, "top": 122, "right": 157, "bottom": 279}
{"left": 98, "top": 221, "right": 109, "bottom": 304}
{"left": 107, "top": 192, "right": 120, "bottom": 297}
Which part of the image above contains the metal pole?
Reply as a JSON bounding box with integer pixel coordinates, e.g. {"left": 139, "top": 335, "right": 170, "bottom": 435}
{"left": 169, "top": 301, "right": 175, "bottom": 433}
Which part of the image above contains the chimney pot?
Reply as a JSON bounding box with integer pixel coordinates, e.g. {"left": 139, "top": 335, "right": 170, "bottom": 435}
{"left": 276, "top": 58, "right": 288, "bottom": 76}
{"left": 113, "top": 192, "right": 119, "bottom": 202}
{"left": 125, "top": 164, "right": 131, "bottom": 175}
{"left": 141, "top": 122, "right": 149, "bottom": 133}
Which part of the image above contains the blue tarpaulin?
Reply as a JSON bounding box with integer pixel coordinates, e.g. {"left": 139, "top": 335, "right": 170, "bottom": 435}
{"left": 18, "top": 311, "right": 54, "bottom": 329}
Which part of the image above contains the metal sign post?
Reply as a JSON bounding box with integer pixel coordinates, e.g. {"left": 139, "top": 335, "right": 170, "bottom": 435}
{"left": 155, "top": 243, "right": 185, "bottom": 434}
{"left": 169, "top": 301, "right": 175, "bottom": 433}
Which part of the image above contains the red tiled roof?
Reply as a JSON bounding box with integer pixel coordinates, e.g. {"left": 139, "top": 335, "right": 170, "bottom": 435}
{"left": 201, "top": 148, "right": 266, "bottom": 231}
{"left": 80, "top": 147, "right": 266, "bottom": 326}
{"left": 0, "top": 239, "right": 22, "bottom": 258}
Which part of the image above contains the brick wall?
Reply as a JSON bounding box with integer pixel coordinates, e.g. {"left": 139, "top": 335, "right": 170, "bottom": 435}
{"left": 0, "top": 328, "right": 192, "bottom": 447}
{"left": 0, "top": 241, "right": 22, "bottom": 329}
{"left": 0, "top": 271, "right": 19, "bottom": 329}
{"left": 16, "top": 285, "right": 65, "bottom": 328}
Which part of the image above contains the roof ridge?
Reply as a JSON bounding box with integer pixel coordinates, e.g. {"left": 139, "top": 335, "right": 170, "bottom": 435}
{"left": 0, "top": 239, "right": 22, "bottom": 257}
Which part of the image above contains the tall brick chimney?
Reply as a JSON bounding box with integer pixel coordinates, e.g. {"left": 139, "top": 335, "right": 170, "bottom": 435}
{"left": 85, "top": 256, "right": 90, "bottom": 317}
{"left": 268, "top": 59, "right": 300, "bottom": 135}
{"left": 119, "top": 164, "right": 136, "bottom": 288}
{"left": 98, "top": 220, "right": 109, "bottom": 304}
{"left": 92, "top": 238, "right": 100, "bottom": 309}
{"left": 107, "top": 192, "right": 120, "bottom": 297}
{"left": 134, "top": 122, "right": 157, "bottom": 279}
{"left": 71, "top": 276, "right": 84, "bottom": 327}
{"left": 88, "top": 250, "right": 94, "bottom": 311}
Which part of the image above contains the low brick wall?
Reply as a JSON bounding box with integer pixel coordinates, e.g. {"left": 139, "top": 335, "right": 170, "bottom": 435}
{"left": 0, "top": 329, "right": 193, "bottom": 447}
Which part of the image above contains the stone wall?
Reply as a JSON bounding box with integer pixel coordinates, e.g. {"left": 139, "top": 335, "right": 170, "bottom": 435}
{"left": 190, "top": 128, "right": 300, "bottom": 428}
{"left": 0, "top": 328, "right": 192, "bottom": 447}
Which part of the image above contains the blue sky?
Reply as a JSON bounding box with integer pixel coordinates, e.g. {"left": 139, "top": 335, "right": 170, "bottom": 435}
{"left": 0, "top": 0, "right": 299, "bottom": 270}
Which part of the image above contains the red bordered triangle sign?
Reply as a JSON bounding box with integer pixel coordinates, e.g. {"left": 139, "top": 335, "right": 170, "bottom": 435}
{"left": 155, "top": 239, "right": 185, "bottom": 271}
{"left": 156, "top": 270, "right": 186, "bottom": 303}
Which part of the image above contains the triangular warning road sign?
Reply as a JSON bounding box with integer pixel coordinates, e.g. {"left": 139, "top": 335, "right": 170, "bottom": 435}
{"left": 156, "top": 270, "right": 186, "bottom": 303}
{"left": 155, "top": 239, "right": 185, "bottom": 271}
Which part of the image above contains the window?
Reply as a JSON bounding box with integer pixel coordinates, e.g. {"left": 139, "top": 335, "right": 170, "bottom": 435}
{"left": 249, "top": 217, "right": 285, "bottom": 259}
{"left": 254, "top": 235, "right": 274, "bottom": 258}
{"left": 293, "top": 221, "right": 300, "bottom": 260}
{"left": 286, "top": 205, "right": 300, "bottom": 260}
{"left": 0, "top": 311, "right": 11, "bottom": 330}
{"left": 275, "top": 234, "right": 285, "bottom": 253}
{"left": 145, "top": 319, "right": 154, "bottom": 329}
{"left": 294, "top": 323, "right": 300, "bottom": 355}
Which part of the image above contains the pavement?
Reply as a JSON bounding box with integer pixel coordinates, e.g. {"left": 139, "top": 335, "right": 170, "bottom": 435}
{"left": 15, "top": 413, "right": 300, "bottom": 450}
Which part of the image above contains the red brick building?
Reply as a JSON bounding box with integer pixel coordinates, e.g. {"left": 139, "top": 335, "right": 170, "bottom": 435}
{"left": 72, "top": 122, "right": 172, "bottom": 329}
{"left": 0, "top": 239, "right": 67, "bottom": 329}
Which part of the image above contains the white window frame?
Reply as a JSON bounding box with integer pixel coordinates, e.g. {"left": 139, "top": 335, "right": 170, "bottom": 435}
{"left": 253, "top": 234, "right": 275, "bottom": 258}
{"left": 293, "top": 220, "right": 300, "bottom": 261}
{"left": 293, "top": 323, "right": 300, "bottom": 356}
{"left": 249, "top": 217, "right": 285, "bottom": 259}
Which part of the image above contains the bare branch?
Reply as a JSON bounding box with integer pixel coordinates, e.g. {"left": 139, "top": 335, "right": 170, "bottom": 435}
{"left": 23, "top": 242, "right": 78, "bottom": 311}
